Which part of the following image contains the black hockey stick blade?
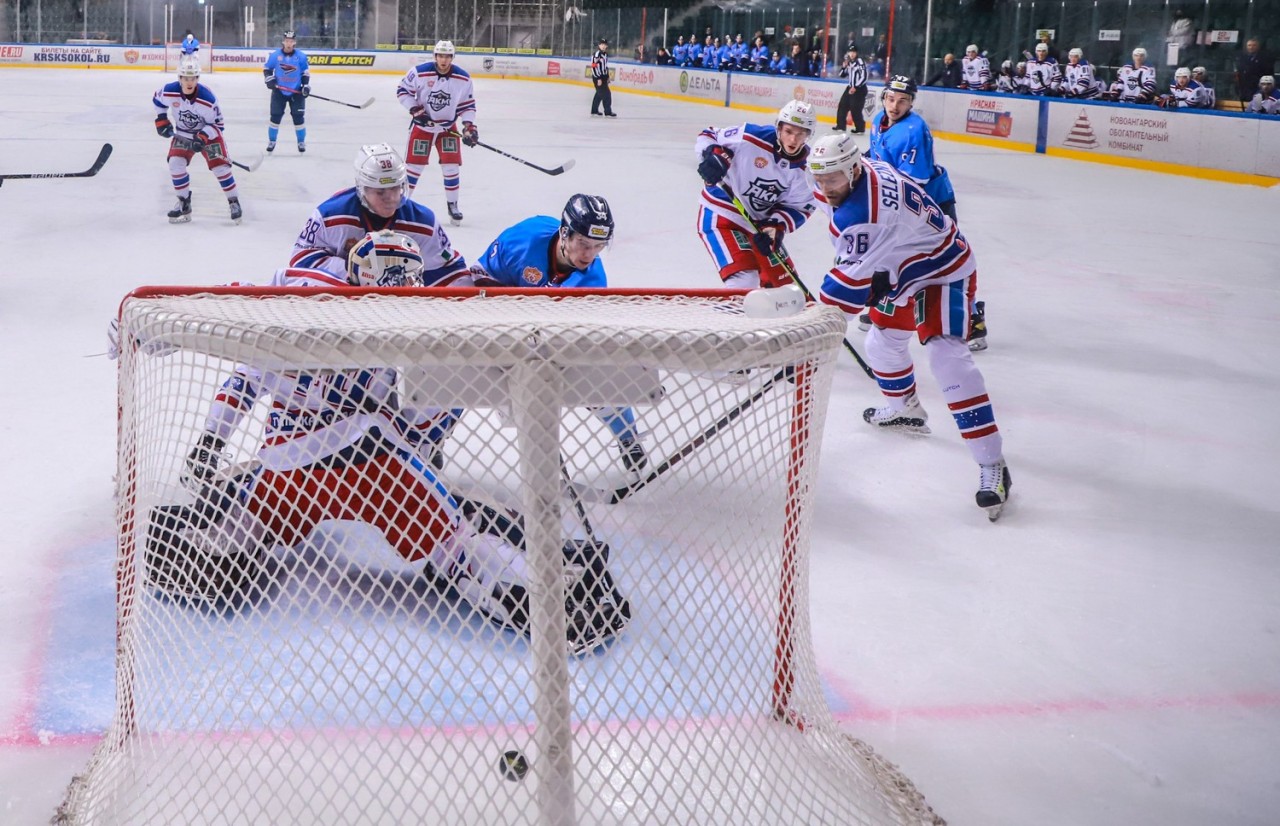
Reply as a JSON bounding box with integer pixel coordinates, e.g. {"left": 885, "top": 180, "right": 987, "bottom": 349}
{"left": 570, "top": 366, "right": 791, "bottom": 505}
{"left": 0, "top": 143, "right": 113, "bottom": 186}
{"left": 231, "top": 152, "right": 265, "bottom": 173}
{"left": 475, "top": 140, "right": 574, "bottom": 176}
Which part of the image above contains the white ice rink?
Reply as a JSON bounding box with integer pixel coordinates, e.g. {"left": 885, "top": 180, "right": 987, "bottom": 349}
{"left": 1, "top": 67, "right": 1278, "bottom": 825}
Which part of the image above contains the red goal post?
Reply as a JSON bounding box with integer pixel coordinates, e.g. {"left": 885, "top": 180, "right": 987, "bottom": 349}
{"left": 60, "top": 287, "right": 943, "bottom": 825}
{"left": 163, "top": 42, "right": 213, "bottom": 73}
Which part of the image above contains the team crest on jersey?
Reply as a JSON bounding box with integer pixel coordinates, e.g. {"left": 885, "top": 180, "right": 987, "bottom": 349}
{"left": 522, "top": 266, "right": 543, "bottom": 284}
{"left": 742, "top": 177, "right": 784, "bottom": 213}
{"left": 428, "top": 88, "right": 452, "bottom": 111}
{"left": 753, "top": 157, "right": 768, "bottom": 168}
{"left": 176, "top": 110, "right": 205, "bottom": 132}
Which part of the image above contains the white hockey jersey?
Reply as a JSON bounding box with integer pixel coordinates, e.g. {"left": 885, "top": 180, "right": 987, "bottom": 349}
{"left": 694, "top": 123, "right": 816, "bottom": 233}
{"left": 961, "top": 55, "right": 992, "bottom": 89}
{"left": 396, "top": 62, "right": 477, "bottom": 133}
{"left": 152, "top": 81, "right": 224, "bottom": 140}
{"left": 202, "top": 267, "right": 448, "bottom": 472}
{"left": 1169, "top": 80, "right": 1210, "bottom": 108}
{"left": 814, "top": 159, "right": 975, "bottom": 316}
{"left": 1062, "top": 60, "right": 1103, "bottom": 98}
{"left": 1116, "top": 63, "right": 1157, "bottom": 102}
{"left": 1026, "top": 57, "right": 1061, "bottom": 95}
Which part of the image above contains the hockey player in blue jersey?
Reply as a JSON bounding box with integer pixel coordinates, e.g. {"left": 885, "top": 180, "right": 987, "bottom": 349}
{"left": 263, "top": 30, "right": 310, "bottom": 153}
{"left": 869, "top": 75, "right": 988, "bottom": 351}
{"left": 464, "top": 194, "right": 648, "bottom": 474}
{"left": 180, "top": 31, "right": 199, "bottom": 55}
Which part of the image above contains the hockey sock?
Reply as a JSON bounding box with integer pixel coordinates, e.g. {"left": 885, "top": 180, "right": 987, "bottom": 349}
{"left": 595, "top": 406, "right": 639, "bottom": 443}
{"left": 268, "top": 123, "right": 280, "bottom": 143}
{"left": 296, "top": 127, "right": 306, "bottom": 144}
{"left": 926, "top": 335, "right": 1002, "bottom": 464}
{"left": 865, "top": 326, "right": 917, "bottom": 409}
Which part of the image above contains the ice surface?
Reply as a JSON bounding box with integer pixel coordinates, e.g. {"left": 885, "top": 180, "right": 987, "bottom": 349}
{"left": 1, "top": 67, "right": 1278, "bottom": 825}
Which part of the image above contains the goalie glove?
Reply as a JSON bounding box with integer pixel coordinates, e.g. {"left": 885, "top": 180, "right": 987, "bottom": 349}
{"left": 185, "top": 432, "right": 226, "bottom": 486}
{"left": 697, "top": 144, "right": 733, "bottom": 185}
{"left": 461, "top": 123, "right": 479, "bottom": 147}
{"left": 155, "top": 115, "right": 174, "bottom": 138}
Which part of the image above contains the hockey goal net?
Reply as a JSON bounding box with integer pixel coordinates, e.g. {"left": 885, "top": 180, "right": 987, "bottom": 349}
{"left": 162, "top": 42, "right": 213, "bottom": 72}
{"left": 60, "top": 288, "right": 943, "bottom": 825}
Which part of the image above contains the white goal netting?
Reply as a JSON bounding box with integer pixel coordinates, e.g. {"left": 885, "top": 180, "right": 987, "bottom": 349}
{"left": 60, "top": 289, "right": 944, "bottom": 826}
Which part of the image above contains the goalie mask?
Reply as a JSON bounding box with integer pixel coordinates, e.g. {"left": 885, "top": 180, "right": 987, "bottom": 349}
{"left": 347, "top": 230, "right": 425, "bottom": 287}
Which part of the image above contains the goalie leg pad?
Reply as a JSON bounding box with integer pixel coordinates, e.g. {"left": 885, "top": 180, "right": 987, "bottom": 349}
{"left": 144, "top": 495, "right": 270, "bottom": 606}
{"left": 562, "top": 539, "right": 631, "bottom": 654}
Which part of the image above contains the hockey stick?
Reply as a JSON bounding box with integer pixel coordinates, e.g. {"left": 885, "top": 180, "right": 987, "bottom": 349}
{"left": 571, "top": 366, "right": 791, "bottom": 505}
{"left": 230, "top": 153, "right": 265, "bottom": 173}
{"left": 473, "top": 140, "right": 575, "bottom": 176}
{"left": 724, "top": 190, "right": 875, "bottom": 379}
{"left": 280, "top": 85, "right": 376, "bottom": 109}
{"left": 0, "top": 142, "right": 112, "bottom": 187}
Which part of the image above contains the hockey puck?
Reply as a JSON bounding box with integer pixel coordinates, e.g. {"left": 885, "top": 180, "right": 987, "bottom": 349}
{"left": 498, "top": 749, "right": 529, "bottom": 782}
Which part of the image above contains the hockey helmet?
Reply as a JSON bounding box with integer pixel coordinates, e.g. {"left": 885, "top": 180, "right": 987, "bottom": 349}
{"left": 1069, "top": 47, "right": 1083, "bottom": 59}
{"left": 1174, "top": 66, "right": 1191, "bottom": 80}
{"left": 807, "top": 133, "right": 862, "bottom": 181}
{"left": 1132, "top": 47, "right": 1148, "bottom": 59}
{"left": 354, "top": 144, "right": 407, "bottom": 213}
{"left": 885, "top": 74, "right": 918, "bottom": 97}
{"left": 177, "top": 54, "right": 201, "bottom": 79}
{"left": 777, "top": 99, "right": 817, "bottom": 133}
{"left": 282, "top": 30, "right": 297, "bottom": 40}
{"left": 560, "top": 194, "right": 615, "bottom": 242}
{"left": 434, "top": 40, "right": 456, "bottom": 56}
{"left": 347, "top": 231, "right": 425, "bottom": 288}
{"left": 1001, "top": 59, "right": 1013, "bottom": 72}
{"left": 966, "top": 44, "right": 979, "bottom": 55}
{"left": 1034, "top": 43, "right": 1049, "bottom": 54}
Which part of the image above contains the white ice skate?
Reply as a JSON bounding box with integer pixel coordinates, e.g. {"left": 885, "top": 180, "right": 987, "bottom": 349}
{"left": 976, "top": 460, "right": 1011, "bottom": 521}
{"left": 862, "top": 393, "right": 931, "bottom": 435}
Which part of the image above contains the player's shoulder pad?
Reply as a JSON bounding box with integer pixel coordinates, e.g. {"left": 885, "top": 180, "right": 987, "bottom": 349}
{"left": 450, "top": 66, "right": 472, "bottom": 79}
{"left": 194, "top": 86, "right": 217, "bottom": 104}
{"left": 316, "top": 187, "right": 363, "bottom": 217}
{"left": 395, "top": 199, "right": 442, "bottom": 228}
{"left": 161, "top": 80, "right": 183, "bottom": 93}
{"left": 742, "top": 122, "right": 777, "bottom": 143}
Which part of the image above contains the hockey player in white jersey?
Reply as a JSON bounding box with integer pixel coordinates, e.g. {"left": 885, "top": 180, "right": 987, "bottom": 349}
{"left": 291, "top": 143, "right": 469, "bottom": 286}
{"left": 126, "top": 232, "right": 630, "bottom": 652}
{"left": 1061, "top": 48, "right": 1104, "bottom": 99}
{"left": 1192, "top": 67, "right": 1216, "bottom": 107}
{"left": 1026, "top": 43, "right": 1062, "bottom": 95}
{"left": 694, "top": 100, "right": 818, "bottom": 289}
{"left": 1247, "top": 75, "right": 1280, "bottom": 114}
{"left": 1166, "top": 67, "right": 1211, "bottom": 108}
{"left": 1111, "top": 47, "right": 1158, "bottom": 103}
{"left": 152, "top": 55, "right": 243, "bottom": 224}
{"left": 960, "top": 45, "right": 992, "bottom": 90}
{"left": 806, "top": 132, "right": 1011, "bottom": 519}
{"left": 395, "top": 40, "right": 478, "bottom": 225}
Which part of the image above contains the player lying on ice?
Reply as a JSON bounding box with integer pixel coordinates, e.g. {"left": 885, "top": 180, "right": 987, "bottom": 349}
{"left": 113, "top": 231, "right": 631, "bottom": 654}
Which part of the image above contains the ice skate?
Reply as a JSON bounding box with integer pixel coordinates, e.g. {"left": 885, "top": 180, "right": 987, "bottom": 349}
{"left": 266, "top": 140, "right": 276, "bottom": 153}
{"left": 619, "top": 439, "right": 648, "bottom": 474}
{"left": 298, "top": 142, "right": 306, "bottom": 153}
{"left": 863, "top": 392, "right": 930, "bottom": 435}
{"left": 968, "top": 301, "right": 988, "bottom": 352}
{"left": 857, "top": 312, "right": 872, "bottom": 332}
{"left": 976, "top": 460, "right": 1011, "bottom": 521}
{"left": 447, "top": 203, "right": 463, "bottom": 226}
{"left": 228, "top": 197, "right": 242, "bottom": 225}
{"left": 167, "top": 194, "right": 192, "bottom": 224}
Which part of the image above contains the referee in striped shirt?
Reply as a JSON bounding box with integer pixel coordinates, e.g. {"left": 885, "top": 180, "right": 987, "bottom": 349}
{"left": 835, "top": 47, "right": 869, "bottom": 133}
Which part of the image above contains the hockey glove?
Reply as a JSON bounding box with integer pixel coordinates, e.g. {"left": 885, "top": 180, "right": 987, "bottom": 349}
{"left": 868, "top": 268, "right": 893, "bottom": 306}
{"left": 265, "top": 76, "right": 278, "bottom": 91}
{"left": 300, "top": 83, "right": 311, "bottom": 96}
{"left": 409, "top": 105, "right": 434, "bottom": 128}
{"left": 189, "top": 132, "right": 208, "bottom": 154}
{"left": 461, "top": 123, "right": 479, "bottom": 147}
{"left": 697, "top": 144, "right": 733, "bottom": 185}
{"left": 155, "top": 115, "right": 174, "bottom": 139}
{"left": 751, "top": 220, "right": 785, "bottom": 255}
{"left": 185, "top": 432, "right": 226, "bottom": 486}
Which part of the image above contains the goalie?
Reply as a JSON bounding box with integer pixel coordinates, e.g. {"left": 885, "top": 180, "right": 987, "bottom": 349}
{"left": 120, "top": 230, "right": 630, "bottom": 654}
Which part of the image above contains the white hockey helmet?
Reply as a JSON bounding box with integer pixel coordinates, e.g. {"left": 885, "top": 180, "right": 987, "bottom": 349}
{"left": 777, "top": 99, "right": 817, "bottom": 134}
{"left": 434, "top": 40, "right": 456, "bottom": 56}
{"left": 1191, "top": 66, "right": 1207, "bottom": 77}
{"left": 966, "top": 44, "right": 979, "bottom": 55}
{"left": 1034, "top": 42, "right": 1048, "bottom": 54}
{"left": 1132, "top": 47, "right": 1148, "bottom": 59}
{"left": 353, "top": 143, "right": 408, "bottom": 210}
{"left": 177, "top": 54, "right": 201, "bottom": 79}
{"left": 1174, "top": 66, "right": 1191, "bottom": 80}
{"left": 807, "top": 132, "right": 862, "bottom": 184}
{"left": 1263, "top": 75, "right": 1277, "bottom": 87}
{"left": 1069, "top": 47, "right": 1083, "bottom": 59}
{"left": 347, "top": 230, "right": 425, "bottom": 287}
